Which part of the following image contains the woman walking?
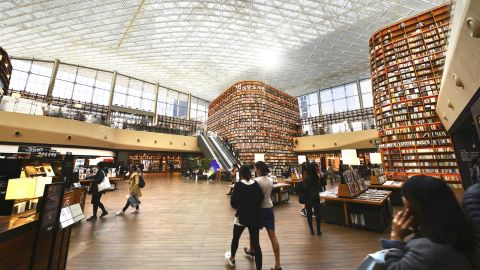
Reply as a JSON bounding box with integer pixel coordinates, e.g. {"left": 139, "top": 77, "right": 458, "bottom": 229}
{"left": 303, "top": 163, "right": 322, "bottom": 236}
{"left": 224, "top": 165, "right": 264, "bottom": 269}
{"left": 116, "top": 165, "right": 142, "bottom": 215}
{"left": 245, "top": 161, "right": 283, "bottom": 270}
{"left": 85, "top": 162, "right": 108, "bottom": 221}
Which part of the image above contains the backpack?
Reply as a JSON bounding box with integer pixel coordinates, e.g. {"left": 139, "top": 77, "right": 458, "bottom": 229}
{"left": 138, "top": 175, "right": 145, "bottom": 188}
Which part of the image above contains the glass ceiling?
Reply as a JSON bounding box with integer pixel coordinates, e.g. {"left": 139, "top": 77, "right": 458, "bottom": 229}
{"left": 0, "top": 0, "right": 448, "bottom": 100}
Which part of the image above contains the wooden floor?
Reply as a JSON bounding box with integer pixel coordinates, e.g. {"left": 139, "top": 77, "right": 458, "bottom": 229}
{"left": 67, "top": 174, "right": 389, "bottom": 270}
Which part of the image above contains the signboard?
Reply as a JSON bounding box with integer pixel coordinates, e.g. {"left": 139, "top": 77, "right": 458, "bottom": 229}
{"left": 59, "top": 203, "right": 84, "bottom": 229}
{"left": 18, "top": 145, "right": 58, "bottom": 158}
{"left": 18, "top": 145, "right": 51, "bottom": 153}
{"left": 39, "top": 183, "right": 64, "bottom": 231}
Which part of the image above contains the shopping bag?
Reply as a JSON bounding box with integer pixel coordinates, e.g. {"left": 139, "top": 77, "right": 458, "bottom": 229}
{"left": 128, "top": 195, "right": 141, "bottom": 207}
{"left": 356, "top": 249, "right": 387, "bottom": 270}
{"left": 97, "top": 175, "right": 112, "bottom": 192}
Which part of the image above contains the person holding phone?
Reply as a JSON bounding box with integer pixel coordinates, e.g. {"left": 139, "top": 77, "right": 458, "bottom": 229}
{"left": 380, "top": 175, "right": 475, "bottom": 269}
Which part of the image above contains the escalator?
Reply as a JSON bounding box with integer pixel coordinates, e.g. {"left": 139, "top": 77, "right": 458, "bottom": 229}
{"left": 210, "top": 136, "right": 238, "bottom": 166}
{"left": 197, "top": 133, "right": 230, "bottom": 169}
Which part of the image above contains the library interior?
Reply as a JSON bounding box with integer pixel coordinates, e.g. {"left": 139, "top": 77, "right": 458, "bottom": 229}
{"left": 0, "top": 1, "right": 479, "bottom": 270}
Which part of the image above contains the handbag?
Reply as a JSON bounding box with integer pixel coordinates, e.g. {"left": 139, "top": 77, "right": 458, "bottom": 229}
{"left": 128, "top": 195, "right": 141, "bottom": 207}
{"left": 97, "top": 171, "right": 112, "bottom": 192}
{"left": 356, "top": 249, "right": 388, "bottom": 270}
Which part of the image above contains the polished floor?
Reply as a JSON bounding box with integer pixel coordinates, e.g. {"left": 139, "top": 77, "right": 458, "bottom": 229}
{"left": 67, "top": 175, "right": 389, "bottom": 270}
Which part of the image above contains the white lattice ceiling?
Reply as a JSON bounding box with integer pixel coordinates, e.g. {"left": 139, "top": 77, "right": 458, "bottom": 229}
{"left": 0, "top": 0, "right": 448, "bottom": 100}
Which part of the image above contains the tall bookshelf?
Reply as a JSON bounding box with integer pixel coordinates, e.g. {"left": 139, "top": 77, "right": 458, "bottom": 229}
{"left": 369, "top": 4, "right": 462, "bottom": 189}
{"left": 0, "top": 47, "right": 12, "bottom": 97}
{"left": 208, "top": 81, "right": 300, "bottom": 167}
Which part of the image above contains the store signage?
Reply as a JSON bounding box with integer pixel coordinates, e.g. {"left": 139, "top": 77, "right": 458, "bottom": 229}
{"left": 18, "top": 145, "right": 58, "bottom": 158}
{"left": 18, "top": 145, "right": 51, "bottom": 153}
{"left": 234, "top": 83, "right": 266, "bottom": 92}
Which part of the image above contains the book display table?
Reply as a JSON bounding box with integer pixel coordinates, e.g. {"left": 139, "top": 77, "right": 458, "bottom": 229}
{"left": 320, "top": 188, "right": 392, "bottom": 232}
{"left": 369, "top": 181, "right": 403, "bottom": 206}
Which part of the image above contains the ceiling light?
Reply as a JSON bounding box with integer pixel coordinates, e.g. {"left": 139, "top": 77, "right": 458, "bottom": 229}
{"left": 259, "top": 48, "right": 282, "bottom": 70}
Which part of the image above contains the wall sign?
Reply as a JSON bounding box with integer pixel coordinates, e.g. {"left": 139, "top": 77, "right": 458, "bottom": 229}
{"left": 18, "top": 145, "right": 52, "bottom": 153}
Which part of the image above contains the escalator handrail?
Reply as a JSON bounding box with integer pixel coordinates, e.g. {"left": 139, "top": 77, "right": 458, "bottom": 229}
{"left": 211, "top": 136, "right": 237, "bottom": 166}
{"left": 198, "top": 134, "right": 225, "bottom": 169}
{"left": 205, "top": 135, "right": 231, "bottom": 170}
{"left": 210, "top": 136, "right": 234, "bottom": 168}
{"left": 215, "top": 136, "right": 238, "bottom": 165}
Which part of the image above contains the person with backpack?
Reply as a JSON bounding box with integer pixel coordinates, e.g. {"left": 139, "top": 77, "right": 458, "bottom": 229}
{"left": 116, "top": 164, "right": 143, "bottom": 215}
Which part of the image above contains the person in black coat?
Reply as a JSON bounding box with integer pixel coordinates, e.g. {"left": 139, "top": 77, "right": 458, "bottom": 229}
{"left": 462, "top": 182, "right": 480, "bottom": 269}
{"left": 303, "top": 163, "right": 322, "bottom": 236}
{"left": 225, "top": 165, "right": 264, "bottom": 269}
{"left": 85, "top": 162, "right": 108, "bottom": 221}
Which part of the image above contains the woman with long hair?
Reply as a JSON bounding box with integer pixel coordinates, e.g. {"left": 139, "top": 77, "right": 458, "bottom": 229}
{"left": 303, "top": 162, "right": 322, "bottom": 236}
{"left": 381, "top": 175, "right": 475, "bottom": 269}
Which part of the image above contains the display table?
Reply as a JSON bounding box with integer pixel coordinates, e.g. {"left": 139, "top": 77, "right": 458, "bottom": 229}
{"left": 369, "top": 181, "right": 403, "bottom": 206}
{"left": 271, "top": 183, "right": 291, "bottom": 205}
{"left": 320, "top": 188, "right": 392, "bottom": 232}
{"left": 284, "top": 179, "right": 302, "bottom": 194}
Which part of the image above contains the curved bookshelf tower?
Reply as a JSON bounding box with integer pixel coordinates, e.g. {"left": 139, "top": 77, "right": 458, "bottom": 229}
{"left": 208, "top": 81, "right": 300, "bottom": 167}
{"left": 369, "top": 4, "right": 462, "bottom": 190}
{"left": 0, "top": 47, "right": 12, "bottom": 97}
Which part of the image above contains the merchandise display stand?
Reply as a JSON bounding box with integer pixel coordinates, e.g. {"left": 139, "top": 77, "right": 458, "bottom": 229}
{"left": 320, "top": 188, "right": 392, "bottom": 232}
{"left": 320, "top": 171, "right": 392, "bottom": 232}
{"left": 369, "top": 181, "right": 403, "bottom": 206}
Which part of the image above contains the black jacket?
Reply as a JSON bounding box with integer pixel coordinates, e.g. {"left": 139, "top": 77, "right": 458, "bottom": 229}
{"left": 462, "top": 183, "right": 480, "bottom": 269}
{"left": 86, "top": 169, "right": 105, "bottom": 195}
{"left": 230, "top": 180, "right": 264, "bottom": 228}
{"left": 303, "top": 175, "right": 321, "bottom": 204}
{"left": 463, "top": 183, "right": 480, "bottom": 244}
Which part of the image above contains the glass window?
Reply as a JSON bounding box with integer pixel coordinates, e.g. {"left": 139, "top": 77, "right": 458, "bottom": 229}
{"left": 334, "top": 99, "right": 347, "bottom": 112}
{"left": 360, "top": 79, "right": 372, "bottom": 94}
{"left": 320, "top": 89, "right": 332, "bottom": 102}
{"left": 309, "top": 105, "right": 319, "bottom": 117}
{"left": 362, "top": 93, "right": 373, "bottom": 108}
{"left": 321, "top": 101, "right": 334, "bottom": 114}
{"left": 345, "top": 82, "right": 358, "bottom": 97}
{"left": 308, "top": 92, "right": 318, "bottom": 105}
{"left": 347, "top": 96, "right": 361, "bottom": 110}
{"left": 10, "top": 59, "right": 53, "bottom": 96}
{"left": 332, "top": 86, "right": 345, "bottom": 99}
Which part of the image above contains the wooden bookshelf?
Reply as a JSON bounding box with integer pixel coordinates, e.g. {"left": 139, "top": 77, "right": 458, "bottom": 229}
{"left": 0, "top": 47, "right": 12, "bottom": 96}
{"left": 369, "top": 4, "right": 462, "bottom": 189}
{"left": 208, "top": 81, "right": 300, "bottom": 167}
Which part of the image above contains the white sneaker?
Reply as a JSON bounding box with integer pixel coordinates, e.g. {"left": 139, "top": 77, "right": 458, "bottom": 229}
{"left": 224, "top": 251, "right": 235, "bottom": 267}
{"left": 133, "top": 209, "right": 140, "bottom": 213}
{"left": 116, "top": 211, "right": 125, "bottom": 216}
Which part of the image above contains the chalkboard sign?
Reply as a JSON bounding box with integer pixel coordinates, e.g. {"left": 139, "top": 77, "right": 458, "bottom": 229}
{"left": 39, "top": 183, "right": 64, "bottom": 231}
